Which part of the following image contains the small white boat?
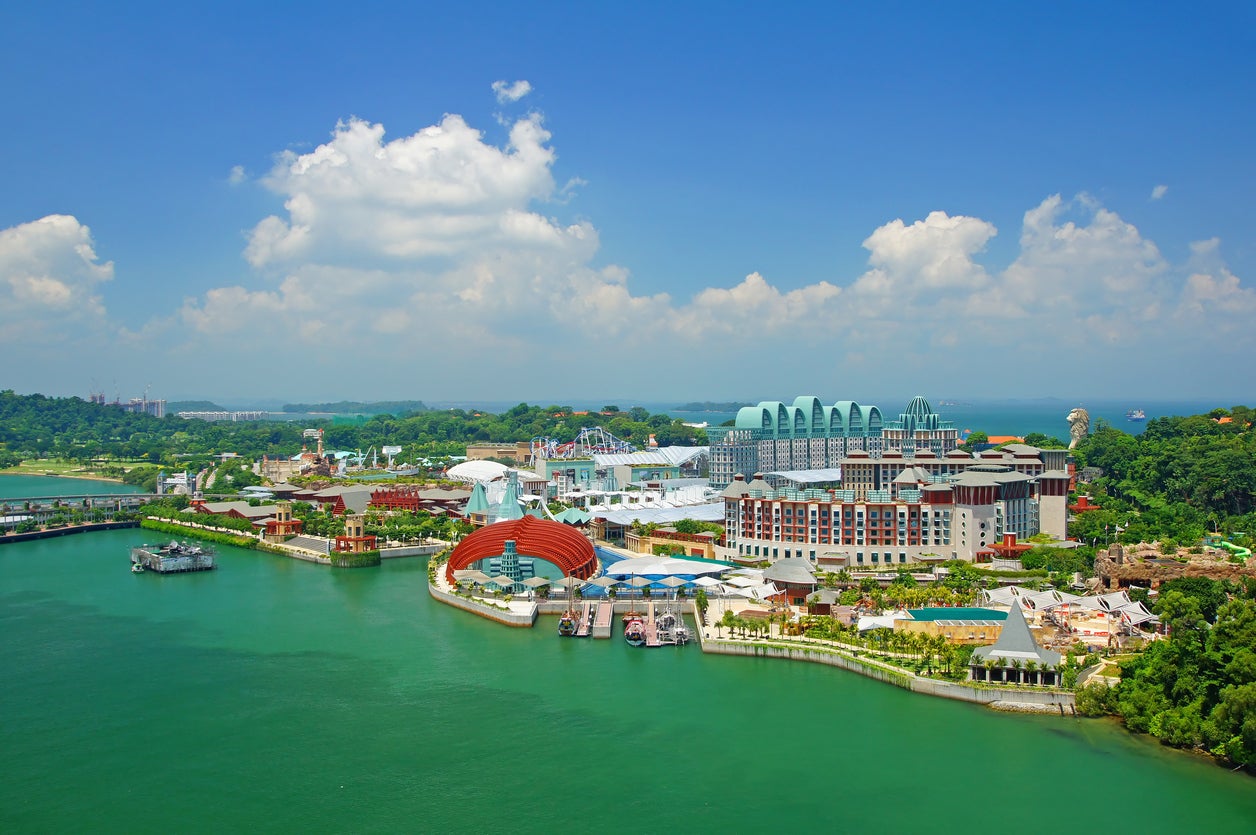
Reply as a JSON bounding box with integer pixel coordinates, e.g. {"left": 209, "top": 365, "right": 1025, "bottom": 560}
{"left": 131, "top": 562, "right": 145, "bottom": 573}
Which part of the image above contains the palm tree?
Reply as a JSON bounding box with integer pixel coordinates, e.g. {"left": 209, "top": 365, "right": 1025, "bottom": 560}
{"left": 1010, "top": 658, "right": 1024, "bottom": 684}
{"left": 1025, "top": 659, "right": 1039, "bottom": 685}
{"left": 694, "top": 588, "right": 709, "bottom": 623}
{"left": 983, "top": 657, "right": 999, "bottom": 683}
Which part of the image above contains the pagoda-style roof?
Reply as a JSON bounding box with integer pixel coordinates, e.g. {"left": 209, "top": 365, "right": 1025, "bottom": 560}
{"left": 971, "top": 602, "right": 1061, "bottom": 668}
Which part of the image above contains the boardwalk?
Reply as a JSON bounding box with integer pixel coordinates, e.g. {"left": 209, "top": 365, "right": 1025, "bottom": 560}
{"left": 575, "top": 602, "right": 592, "bottom": 637}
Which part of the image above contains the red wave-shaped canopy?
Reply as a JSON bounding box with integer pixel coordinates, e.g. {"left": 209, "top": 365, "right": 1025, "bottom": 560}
{"left": 445, "top": 516, "right": 597, "bottom": 582}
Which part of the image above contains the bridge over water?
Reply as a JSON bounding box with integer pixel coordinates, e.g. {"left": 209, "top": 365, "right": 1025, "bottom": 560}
{"left": 1, "top": 493, "right": 153, "bottom": 529}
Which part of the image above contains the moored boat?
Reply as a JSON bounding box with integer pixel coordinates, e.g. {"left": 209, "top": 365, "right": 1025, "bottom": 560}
{"left": 1126, "top": 408, "right": 1147, "bottom": 421}
{"left": 558, "top": 608, "right": 579, "bottom": 637}
{"left": 654, "top": 606, "right": 691, "bottom": 646}
{"left": 623, "top": 614, "right": 646, "bottom": 646}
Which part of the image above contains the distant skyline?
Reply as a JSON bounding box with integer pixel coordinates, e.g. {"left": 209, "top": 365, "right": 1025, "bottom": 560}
{"left": 2, "top": 3, "right": 1253, "bottom": 403}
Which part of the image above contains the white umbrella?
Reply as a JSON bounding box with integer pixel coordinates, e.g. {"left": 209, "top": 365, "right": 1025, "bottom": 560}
{"left": 626, "top": 576, "right": 653, "bottom": 588}
{"left": 586, "top": 576, "right": 620, "bottom": 588}
{"left": 658, "top": 576, "right": 688, "bottom": 588}
{"left": 489, "top": 575, "right": 516, "bottom": 589}
{"left": 522, "top": 576, "right": 551, "bottom": 588}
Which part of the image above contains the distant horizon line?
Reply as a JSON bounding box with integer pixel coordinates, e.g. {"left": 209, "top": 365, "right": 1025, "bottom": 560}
{"left": 9, "top": 388, "right": 1244, "bottom": 413}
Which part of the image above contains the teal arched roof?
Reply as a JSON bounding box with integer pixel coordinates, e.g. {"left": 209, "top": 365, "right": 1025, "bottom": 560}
{"left": 734, "top": 396, "right": 885, "bottom": 438}
{"left": 735, "top": 405, "right": 773, "bottom": 430}
{"left": 792, "top": 396, "right": 828, "bottom": 434}
{"left": 833, "top": 401, "right": 862, "bottom": 435}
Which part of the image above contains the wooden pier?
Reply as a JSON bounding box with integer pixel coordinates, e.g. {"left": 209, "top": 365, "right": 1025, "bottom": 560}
{"left": 575, "top": 602, "right": 592, "bottom": 637}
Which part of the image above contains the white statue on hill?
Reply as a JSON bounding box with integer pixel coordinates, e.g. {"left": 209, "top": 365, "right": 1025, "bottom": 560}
{"left": 1067, "top": 407, "right": 1090, "bottom": 450}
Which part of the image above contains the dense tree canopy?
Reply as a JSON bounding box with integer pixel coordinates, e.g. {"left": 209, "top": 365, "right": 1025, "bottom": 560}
{"left": 1109, "top": 581, "right": 1256, "bottom": 769}
{"left": 1073, "top": 408, "right": 1256, "bottom": 544}
{"left": 0, "top": 392, "right": 707, "bottom": 473}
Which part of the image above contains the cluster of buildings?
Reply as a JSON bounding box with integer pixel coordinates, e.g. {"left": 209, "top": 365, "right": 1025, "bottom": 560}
{"left": 177, "top": 393, "right": 1077, "bottom": 572}
{"left": 708, "top": 395, "right": 960, "bottom": 488}
{"left": 177, "top": 410, "right": 270, "bottom": 421}
{"left": 89, "top": 391, "right": 166, "bottom": 418}
{"left": 710, "top": 396, "right": 1071, "bottom": 566}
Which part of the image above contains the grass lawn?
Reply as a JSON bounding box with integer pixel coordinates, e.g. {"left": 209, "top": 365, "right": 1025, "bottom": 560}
{"left": 0, "top": 458, "right": 147, "bottom": 480}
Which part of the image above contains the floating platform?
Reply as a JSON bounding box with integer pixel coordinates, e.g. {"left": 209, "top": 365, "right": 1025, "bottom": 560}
{"left": 575, "top": 602, "right": 593, "bottom": 637}
{"left": 592, "top": 602, "right": 613, "bottom": 638}
{"left": 131, "top": 541, "right": 216, "bottom": 574}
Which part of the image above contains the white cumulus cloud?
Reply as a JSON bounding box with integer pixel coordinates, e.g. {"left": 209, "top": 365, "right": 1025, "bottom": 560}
{"left": 491, "top": 79, "right": 532, "bottom": 103}
{"left": 0, "top": 214, "right": 113, "bottom": 343}
{"left": 144, "top": 107, "right": 1256, "bottom": 399}
{"left": 244, "top": 114, "right": 580, "bottom": 270}
{"left": 1151, "top": 184, "right": 1168, "bottom": 200}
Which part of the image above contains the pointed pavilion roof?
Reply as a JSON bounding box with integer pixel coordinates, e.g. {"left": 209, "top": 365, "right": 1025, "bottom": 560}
{"left": 971, "top": 601, "right": 1061, "bottom": 668}
{"left": 466, "top": 481, "right": 489, "bottom": 514}
{"left": 491, "top": 471, "right": 524, "bottom": 522}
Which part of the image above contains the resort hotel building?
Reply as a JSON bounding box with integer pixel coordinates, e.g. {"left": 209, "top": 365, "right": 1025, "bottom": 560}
{"left": 712, "top": 395, "right": 1071, "bottom": 567}
{"left": 708, "top": 395, "right": 961, "bottom": 488}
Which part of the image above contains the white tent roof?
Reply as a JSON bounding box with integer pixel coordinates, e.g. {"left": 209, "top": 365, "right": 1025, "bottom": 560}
{"left": 1115, "top": 601, "right": 1159, "bottom": 626}
{"left": 446, "top": 460, "right": 511, "bottom": 483}
{"left": 765, "top": 468, "right": 844, "bottom": 484}
{"left": 983, "top": 586, "right": 1026, "bottom": 606}
{"left": 1023, "top": 589, "right": 1083, "bottom": 611}
{"left": 725, "top": 582, "right": 781, "bottom": 600}
{"left": 857, "top": 612, "right": 908, "bottom": 632}
{"left": 602, "top": 555, "right": 728, "bottom": 579}
{"left": 592, "top": 503, "right": 725, "bottom": 525}
{"left": 651, "top": 446, "right": 709, "bottom": 467}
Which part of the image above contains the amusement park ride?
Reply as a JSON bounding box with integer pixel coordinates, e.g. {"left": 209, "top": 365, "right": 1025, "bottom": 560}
{"left": 529, "top": 426, "right": 636, "bottom": 468}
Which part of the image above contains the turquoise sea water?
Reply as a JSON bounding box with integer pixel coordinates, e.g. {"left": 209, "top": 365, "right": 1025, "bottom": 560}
{"left": 0, "top": 474, "right": 143, "bottom": 499}
{"left": 3, "top": 525, "right": 1254, "bottom": 832}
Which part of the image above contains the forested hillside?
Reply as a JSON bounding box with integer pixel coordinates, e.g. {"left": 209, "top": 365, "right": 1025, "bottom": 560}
{"left": 1070, "top": 408, "right": 1256, "bottom": 547}
{"left": 0, "top": 391, "right": 707, "bottom": 469}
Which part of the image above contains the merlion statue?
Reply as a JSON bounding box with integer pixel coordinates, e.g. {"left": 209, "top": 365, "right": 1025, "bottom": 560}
{"left": 1067, "top": 407, "right": 1090, "bottom": 449}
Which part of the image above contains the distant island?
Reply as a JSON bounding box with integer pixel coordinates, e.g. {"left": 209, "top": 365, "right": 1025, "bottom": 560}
{"left": 675, "top": 401, "right": 752, "bottom": 412}
{"left": 167, "top": 400, "right": 227, "bottom": 412}
{"left": 281, "top": 400, "right": 428, "bottom": 415}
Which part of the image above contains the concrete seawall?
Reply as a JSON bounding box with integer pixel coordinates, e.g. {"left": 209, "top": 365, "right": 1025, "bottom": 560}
{"left": 428, "top": 583, "right": 537, "bottom": 627}
{"left": 0, "top": 521, "right": 139, "bottom": 545}
{"left": 380, "top": 543, "right": 443, "bottom": 559}
{"left": 698, "top": 638, "right": 1075, "bottom": 712}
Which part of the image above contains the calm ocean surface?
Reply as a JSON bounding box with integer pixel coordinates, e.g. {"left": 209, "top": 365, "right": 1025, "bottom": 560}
{"left": 0, "top": 474, "right": 143, "bottom": 499}
{"left": 2, "top": 480, "right": 1254, "bottom": 833}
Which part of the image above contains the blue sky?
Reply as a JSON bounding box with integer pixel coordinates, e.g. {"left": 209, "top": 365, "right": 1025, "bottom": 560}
{"left": 2, "top": 2, "right": 1253, "bottom": 406}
